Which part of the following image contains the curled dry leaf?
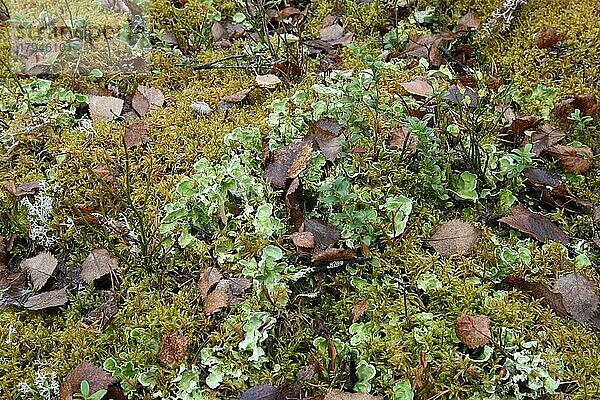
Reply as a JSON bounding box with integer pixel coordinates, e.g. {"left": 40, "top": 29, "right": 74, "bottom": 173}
{"left": 499, "top": 205, "right": 570, "bottom": 245}
{"left": 264, "top": 140, "right": 313, "bottom": 189}
{"left": 204, "top": 279, "right": 232, "bottom": 314}
{"left": 445, "top": 84, "right": 478, "bottom": 107}
{"left": 222, "top": 87, "right": 253, "bottom": 104}
{"left": 132, "top": 85, "right": 164, "bottom": 116}
{"left": 285, "top": 177, "right": 304, "bottom": 230}
{"left": 83, "top": 291, "right": 118, "bottom": 330}
{"left": 352, "top": 299, "right": 369, "bottom": 323}
{"left": 526, "top": 123, "right": 566, "bottom": 155}
{"left": 24, "top": 287, "right": 68, "bottom": 310}
{"left": 455, "top": 314, "right": 491, "bottom": 349}
{"left": 158, "top": 333, "right": 190, "bottom": 367}
{"left": 455, "top": 10, "right": 481, "bottom": 33}
{"left": 523, "top": 167, "right": 591, "bottom": 213}
{"left": 400, "top": 77, "right": 434, "bottom": 98}
{"left": 4, "top": 180, "right": 41, "bottom": 196}
{"left": 306, "top": 118, "right": 344, "bottom": 162}
{"left": 199, "top": 267, "right": 222, "bottom": 299}
{"left": 552, "top": 272, "right": 600, "bottom": 326}
{"left": 554, "top": 94, "right": 598, "bottom": 119}
{"left": 546, "top": 145, "right": 593, "bottom": 174}
{"left": 60, "top": 360, "right": 125, "bottom": 400}
{"left": 88, "top": 95, "right": 124, "bottom": 120}
{"left": 80, "top": 249, "right": 118, "bottom": 286}
{"left": 404, "top": 34, "right": 445, "bottom": 67}
{"left": 534, "top": 26, "right": 561, "bottom": 49}
{"left": 428, "top": 219, "right": 480, "bottom": 256}
{"left": 256, "top": 74, "right": 282, "bottom": 89}
{"left": 199, "top": 267, "right": 251, "bottom": 314}
{"left": 20, "top": 251, "right": 58, "bottom": 292}
{"left": 239, "top": 384, "right": 280, "bottom": 400}
{"left": 124, "top": 119, "right": 151, "bottom": 149}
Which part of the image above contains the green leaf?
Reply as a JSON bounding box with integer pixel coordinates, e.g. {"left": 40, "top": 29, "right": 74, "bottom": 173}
{"left": 392, "top": 379, "right": 414, "bottom": 400}
{"left": 88, "top": 68, "right": 103, "bottom": 78}
{"left": 453, "top": 171, "right": 478, "bottom": 201}
{"left": 354, "top": 360, "right": 376, "bottom": 392}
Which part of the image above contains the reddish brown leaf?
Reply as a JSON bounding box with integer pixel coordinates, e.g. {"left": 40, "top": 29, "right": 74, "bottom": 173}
{"left": 60, "top": 361, "right": 125, "bottom": 400}
{"left": 404, "top": 34, "right": 444, "bottom": 67}
{"left": 285, "top": 177, "right": 304, "bottom": 230}
{"left": 83, "top": 291, "right": 118, "bottom": 330}
{"left": 311, "top": 247, "right": 356, "bottom": 265}
{"left": 204, "top": 279, "right": 232, "bottom": 314}
{"left": 306, "top": 118, "right": 344, "bottom": 162}
{"left": 264, "top": 141, "right": 313, "bottom": 189}
{"left": 4, "top": 180, "right": 41, "bottom": 196}
{"left": 301, "top": 219, "right": 341, "bottom": 251}
{"left": 352, "top": 299, "right": 369, "bottom": 323}
{"left": 554, "top": 94, "right": 598, "bottom": 119}
{"left": 499, "top": 205, "right": 570, "bottom": 245}
{"left": 390, "top": 127, "right": 418, "bottom": 154}
{"left": 428, "top": 219, "right": 480, "bottom": 256}
{"left": 546, "top": 145, "right": 593, "bottom": 174}
{"left": 290, "top": 231, "right": 316, "bottom": 250}
{"left": 534, "top": 26, "right": 561, "bottom": 49}
{"left": 455, "top": 10, "right": 481, "bottom": 33}
{"left": 158, "top": 333, "right": 190, "bottom": 367}
{"left": 199, "top": 267, "right": 222, "bottom": 300}
{"left": 222, "top": 87, "right": 253, "bottom": 104}
{"left": 400, "top": 77, "right": 434, "bottom": 98}
{"left": 124, "top": 120, "right": 151, "bottom": 149}
{"left": 552, "top": 272, "right": 600, "bottom": 326}
{"left": 502, "top": 275, "right": 568, "bottom": 317}
{"left": 526, "top": 123, "right": 566, "bottom": 155}
{"left": 455, "top": 314, "right": 491, "bottom": 349}
{"left": 92, "top": 164, "right": 115, "bottom": 185}
{"left": 211, "top": 21, "right": 227, "bottom": 42}
{"left": 509, "top": 115, "right": 541, "bottom": 136}
{"left": 239, "top": 384, "right": 279, "bottom": 400}
{"left": 132, "top": 85, "right": 164, "bottom": 116}
{"left": 523, "top": 167, "right": 591, "bottom": 213}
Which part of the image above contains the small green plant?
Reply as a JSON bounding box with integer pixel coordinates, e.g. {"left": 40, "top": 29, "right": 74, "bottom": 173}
{"left": 73, "top": 380, "right": 108, "bottom": 400}
{"left": 568, "top": 108, "right": 596, "bottom": 135}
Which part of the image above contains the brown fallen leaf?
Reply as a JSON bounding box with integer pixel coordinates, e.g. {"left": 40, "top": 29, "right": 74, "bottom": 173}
{"left": 4, "top": 180, "right": 41, "bottom": 196}
{"left": 455, "top": 10, "right": 481, "bottom": 34}
{"left": 256, "top": 74, "right": 282, "bottom": 89}
{"left": 199, "top": 267, "right": 223, "bottom": 299}
{"left": 60, "top": 361, "right": 125, "bottom": 400}
{"left": 285, "top": 177, "right": 304, "bottom": 230}
{"left": 428, "top": 219, "right": 480, "bottom": 256}
{"left": 88, "top": 95, "right": 124, "bottom": 120}
{"left": 306, "top": 118, "right": 344, "bottom": 162}
{"left": 311, "top": 247, "right": 356, "bottom": 265}
{"left": 92, "top": 164, "right": 115, "bottom": 185}
{"left": 211, "top": 21, "right": 228, "bottom": 42}
{"left": 324, "top": 390, "right": 381, "bottom": 400}
{"left": 83, "top": 291, "right": 118, "bottom": 330}
{"left": 499, "top": 205, "right": 570, "bottom": 245}
{"left": 158, "top": 333, "right": 190, "bottom": 368}
{"left": 552, "top": 272, "right": 600, "bottom": 326}
{"left": 80, "top": 249, "right": 118, "bottom": 286}
{"left": 445, "top": 84, "right": 478, "bottom": 107}
{"left": 553, "top": 94, "right": 598, "bottom": 120}
{"left": 501, "top": 275, "right": 568, "bottom": 317}
{"left": 546, "top": 145, "right": 593, "bottom": 174}
{"left": 390, "top": 127, "right": 418, "bottom": 154}
{"left": 404, "top": 34, "right": 445, "bottom": 67}
{"left": 526, "top": 123, "right": 566, "bottom": 156}
{"left": 222, "top": 87, "right": 253, "bottom": 104}
{"left": 199, "top": 268, "right": 251, "bottom": 314}
{"left": 523, "top": 167, "right": 591, "bottom": 213}
{"left": 534, "top": 26, "right": 561, "bottom": 49}
{"left": 264, "top": 140, "right": 313, "bottom": 189}
{"left": 132, "top": 85, "right": 165, "bottom": 116}
{"left": 239, "top": 384, "right": 280, "bottom": 400}
{"left": 24, "top": 287, "right": 68, "bottom": 310}
{"left": 290, "top": 231, "right": 316, "bottom": 252}
{"left": 455, "top": 314, "right": 491, "bottom": 349}
{"left": 20, "top": 251, "right": 58, "bottom": 291}
{"left": 352, "top": 299, "right": 369, "bottom": 323}
{"left": 124, "top": 119, "right": 151, "bottom": 148}
{"left": 204, "top": 279, "right": 232, "bottom": 314}
{"left": 400, "top": 77, "right": 434, "bottom": 98}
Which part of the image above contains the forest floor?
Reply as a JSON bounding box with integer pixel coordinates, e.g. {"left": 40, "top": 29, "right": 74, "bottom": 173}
{"left": 1, "top": 0, "right": 600, "bottom": 399}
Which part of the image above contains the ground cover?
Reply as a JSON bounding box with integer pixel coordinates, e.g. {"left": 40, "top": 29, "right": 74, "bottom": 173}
{"left": 0, "top": 0, "right": 599, "bottom": 399}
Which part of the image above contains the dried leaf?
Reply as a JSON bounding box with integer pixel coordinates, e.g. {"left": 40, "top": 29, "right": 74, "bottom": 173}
{"left": 546, "top": 145, "right": 593, "bottom": 174}
{"left": 553, "top": 94, "right": 598, "bottom": 119}
{"left": 499, "top": 205, "right": 570, "bottom": 245}
{"left": 88, "top": 95, "right": 124, "bottom": 120}
{"left": 239, "top": 384, "right": 279, "bottom": 400}
{"left": 158, "top": 333, "right": 190, "bottom": 367}
{"left": 324, "top": 390, "right": 380, "bottom": 400}
{"left": 534, "top": 26, "right": 561, "bottom": 49}
{"left": 256, "top": 74, "right": 282, "bottom": 89}
{"left": 501, "top": 275, "right": 568, "bottom": 317}
{"left": 400, "top": 77, "right": 434, "bottom": 98}
{"left": 264, "top": 141, "right": 313, "bottom": 189}
{"left": 527, "top": 123, "right": 566, "bottom": 155}
{"left": 24, "top": 287, "right": 68, "bottom": 310}
{"left": 523, "top": 167, "right": 591, "bottom": 213}
{"left": 222, "top": 88, "right": 253, "bottom": 104}
{"left": 83, "top": 291, "right": 118, "bottom": 330}
{"left": 80, "top": 249, "right": 118, "bottom": 285}
{"left": 124, "top": 119, "right": 151, "bottom": 148}
{"left": 60, "top": 361, "right": 124, "bottom": 400}
{"left": 20, "top": 251, "right": 57, "bottom": 291}
{"left": 445, "top": 84, "right": 478, "bottom": 107}
{"left": 211, "top": 21, "right": 227, "bottom": 42}
{"left": 428, "top": 219, "right": 480, "bottom": 256}
{"left": 285, "top": 177, "right": 304, "bottom": 230}
{"left": 203, "top": 279, "right": 232, "bottom": 314}
{"left": 4, "top": 180, "right": 41, "bottom": 196}
{"left": 404, "top": 34, "right": 444, "bottom": 67}
{"left": 455, "top": 10, "right": 481, "bottom": 33}
{"left": 132, "top": 85, "right": 164, "bottom": 116}
{"left": 229, "top": 277, "right": 252, "bottom": 296}
{"left": 390, "top": 127, "right": 418, "bottom": 154}
{"left": 306, "top": 118, "right": 344, "bottom": 162}
{"left": 311, "top": 247, "right": 356, "bottom": 265}
{"left": 552, "top": 272, "right": 600, "bottom": 325}
{"left": 455, "top": 314, "right": 491, "bottom": 349}
{"left": 352, "top": 299, "right": 369, "bottom": 323}
{"left": 199, "top": 267, "right": 223, "bottom": 300}
{"left": 290, "top": 231, "right": 316, "bottom": 250}
{"left": 302, "top": 219, "right": 341, "bottom": 251}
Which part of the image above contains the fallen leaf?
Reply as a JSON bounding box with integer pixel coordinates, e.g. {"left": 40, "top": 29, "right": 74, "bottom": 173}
{"left": 324, "top": 390, "right": 380, "bottom": 400}
{"left": 132, "top": 85, "right": 165, "bottom": 116}
{"left": 306, "top": 118, "right": 344, "bottom": 161}
{"left": 445, "top": 84, "right": 478, "bottom": 107}
{"left": 264, "top": 140, "right": 313, "bottom": 189}
{"left": 553, "top": 94, "right": 598, "bottom": 119}
{"left": 290, "top": 231, "right": 316, "bottom": 250}
{"left": 455, "top": 10, "right": 481, "bottom": 33}
{"left": 203, "top": 279, "right": 232, "bottom": 314}
{"left": 80, "top": 249, "right": 118, "bottom": 286}
{"left": 199, "top": 267, "right": 222, "bottom": 300}
{"left": 428, "top": 219, "right": 480, "bottom": 256}
{"left": 60, "top": 361, "right": 125, "bottom": 400}
{"left": 24, "top": 287, "right": 68, "bottom": 310}
{"left": 211, "top": 21, "right": 227, "bottom": 42}
{"left": 523, "top": 167, "right": 591, "bottom": 213}
{"left": 509, "top": 115, "right": 541, "bottom": 137}
{"left": 404, "top": 34, "right": 445, "bottom": 67}
{"left": 124, "top": 119, "right": 151, "bottom": 148}
{"left": 352, "top": 299, "right": 369, "bottom": 323}
{"left": 552, "top": 272, "right": 600, "bottom": 326}
{"left": 4, "top": 180, "right": 41, "bottom": 196}
{"left": 526, "top": 123, "right": 566, "bottom": 155}
{"left": 302, "top": 219, "right": 341, "bottom": 251}
{"left": 88, "top": 95, "right": 124, "bottom": 120}
{"left": 285, "top": 177, "right": 304, "bottom": 230}
{"left": 499, "top": 205, "right": 570, "bottom": 245}
{"left": 256, "top": 74, "right": 282, "bottom": 89}
{"left": 222, "top": 87, "right": 253, "bottom": 104}
{"left": 400, "top": 77, "right": 434, "bottom": 98}
{"left": 199, "top": 268, "right": 251, "bottom": 314}
{"left": 83, "top": 291, "right": 118, "bottom": 330}
{"left": 158, "top": 333, "right": 190, "bottom": 367}
{"left": 501, "top": 275, "right": 568, "bottom": 317}
{"left": 92, "top": 164, "right": 115, "bottom": 185}
{"left": 455, "top": 314, "right": 491, "bottom": 349}
{"left": 20, "top": 251, "right": 58, "bottom": 291}
{"left": 239, "top": 384, "right": 280, "bottom": 400}
{"left": 191, "top": 101, "right": 212, "bottom": 115}
{"left": 311, "top": 247, "right": 356, "bottom": 264}
{"left": 546, "top": 145, "right": 593, "bottom": 174}
{"left": 390, "top": 127, "right": 418, "bottom": 154}
{"left": 534, "top": 26, "right": 561, "bottom": 49}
